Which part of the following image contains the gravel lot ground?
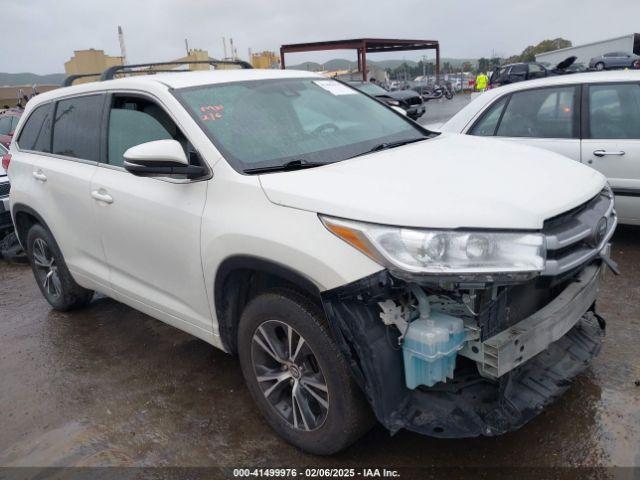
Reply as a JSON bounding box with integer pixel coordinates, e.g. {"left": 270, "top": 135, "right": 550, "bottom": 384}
{"left": 0, "top": 97, "right": 638, "bottom": 473}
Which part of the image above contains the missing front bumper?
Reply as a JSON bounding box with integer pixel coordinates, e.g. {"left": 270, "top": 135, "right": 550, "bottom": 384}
{"left": 321, "top": 266, "right": 605, "bottom": 438}
{"left": 463, "top": 264, "right": 601, "bottom": 378}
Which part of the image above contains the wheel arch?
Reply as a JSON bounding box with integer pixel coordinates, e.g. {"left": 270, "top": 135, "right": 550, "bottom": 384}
{"left": 11, "top": 203, "right": 51, "bottom": 249}
{"left": 214, "top": 255, "right": 322, "bottom": 354}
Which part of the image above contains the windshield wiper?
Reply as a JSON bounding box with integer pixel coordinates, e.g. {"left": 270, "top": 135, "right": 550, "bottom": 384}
{"left": 243, "top": 159, "right": 326, "bottom": 174}
{"left": 350, "top": 137, "right": 428, "bottom": 159}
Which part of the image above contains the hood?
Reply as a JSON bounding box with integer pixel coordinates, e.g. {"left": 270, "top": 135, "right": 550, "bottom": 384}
{"left": 259, "top": 134, "right": 606, "bottom": 230}
{"left": 554, "top": 56, "right": 577, "bottom": 71}
{"left": 382, "top": 90, "right": 421, "bottom": 101}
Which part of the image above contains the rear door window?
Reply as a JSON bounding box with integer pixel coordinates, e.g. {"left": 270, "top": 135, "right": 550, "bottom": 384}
{"left": 496, "top": 86, "right": 578, "bottom": 138}
{"left": 587, "top": 83, "right": 640, "bottom": 139}
{"left": 52, "top": 94, "right": 104, "bottom": 161}
{"left": 17, "top": 104, "right": 53, "bottom": 152}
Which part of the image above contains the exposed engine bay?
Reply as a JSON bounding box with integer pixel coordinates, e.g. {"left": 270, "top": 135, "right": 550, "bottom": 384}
{"left": 321, "top": 261, "right": 607, "bottom": 437}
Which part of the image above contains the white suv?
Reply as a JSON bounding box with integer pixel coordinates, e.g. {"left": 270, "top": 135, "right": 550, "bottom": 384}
{"left": 6, "top": 67, "right": 617, "bottom": 454}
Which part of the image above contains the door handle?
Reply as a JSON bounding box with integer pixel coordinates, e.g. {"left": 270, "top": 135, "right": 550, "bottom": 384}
{"left": 91, "top": 190, "right": 113, "bottom": 204}
{"left": 593, "top": 150, "right": 625, "bottom": 157}
{"left": 32, "top": 171, "right": 47, "bottom": 182}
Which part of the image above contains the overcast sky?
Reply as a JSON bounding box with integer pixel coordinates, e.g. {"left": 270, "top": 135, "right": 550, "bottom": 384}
{"left": 3, "top": 0, "right": 640, "bottom": 74}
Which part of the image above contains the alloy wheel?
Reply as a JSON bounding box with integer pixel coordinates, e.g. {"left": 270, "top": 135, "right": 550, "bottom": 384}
{"left": 32, "top": 238, "right": 62, "bottom": 298}
{"left": 251, "top": 320, "right": 329, "bottom": 431}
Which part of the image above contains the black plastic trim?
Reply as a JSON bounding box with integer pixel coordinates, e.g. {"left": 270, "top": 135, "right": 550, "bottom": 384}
{"left": 612, "top": 187, "right": 640, "bottom": 198}
{"left": 214, "top": 255, "right": 321, "bottom": 352}
{"left": 100, "top": 60, "right": 252, "bottom": 81}
{"left": 10, "top": 203, "right": 51, "bottom": 248}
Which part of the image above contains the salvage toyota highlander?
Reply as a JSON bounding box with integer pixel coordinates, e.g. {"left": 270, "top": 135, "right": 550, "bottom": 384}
{"left": 4, "top": 64, "right": 617, "bottom": 455}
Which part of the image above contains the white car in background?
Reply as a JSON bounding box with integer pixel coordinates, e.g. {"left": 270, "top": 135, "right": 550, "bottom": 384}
{"left": 440, "top": 70, "right": 640, "bottom": 225}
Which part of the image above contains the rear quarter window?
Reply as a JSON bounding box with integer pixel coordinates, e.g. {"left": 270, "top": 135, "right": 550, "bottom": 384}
{"left": 17, "top": 104, "right": 53, "bottom": 152}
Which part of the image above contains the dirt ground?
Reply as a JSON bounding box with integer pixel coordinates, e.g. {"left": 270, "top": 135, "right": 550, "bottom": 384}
{"left": 0, "top": 225, "right": 638, "bottom": 472}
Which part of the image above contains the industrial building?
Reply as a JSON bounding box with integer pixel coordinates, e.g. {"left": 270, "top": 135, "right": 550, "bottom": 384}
{"left": 0, "top": 85, "right": 58, "bottom": 109}
{"left": 64, "top": 49, "right": 124, "bottom": 83}
{"left": 63, "top": 47, "right": 238, "bottom": 85}
{"left": 250, "top": 51, "right": 280, "bottom": 69}
{"left": 535, "top": 33, "right": 640, "bottom": 66}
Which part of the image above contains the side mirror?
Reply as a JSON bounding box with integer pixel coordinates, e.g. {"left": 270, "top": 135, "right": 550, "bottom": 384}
{"left": 123, "top": 139, "right": 204, "bottom": 177}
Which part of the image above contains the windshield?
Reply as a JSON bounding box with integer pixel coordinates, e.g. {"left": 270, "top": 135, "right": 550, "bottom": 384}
{"left": 175, "top": 78, "right": 429, "bottom": 173}
{"left": 350, "top": 83, "right": 389, "bottom": 96}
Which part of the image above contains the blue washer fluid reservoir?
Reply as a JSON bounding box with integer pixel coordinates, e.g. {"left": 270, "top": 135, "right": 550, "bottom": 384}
{"left": 402, "top": 311, "right": 465, "bottom": 389}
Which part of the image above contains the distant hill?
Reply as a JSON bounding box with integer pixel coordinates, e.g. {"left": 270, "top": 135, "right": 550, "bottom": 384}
{"left": 0, "top": 72, "right": 66, "bottom": 86}
{"left": 287, "top": 57, "right": 478, "bottom": 71}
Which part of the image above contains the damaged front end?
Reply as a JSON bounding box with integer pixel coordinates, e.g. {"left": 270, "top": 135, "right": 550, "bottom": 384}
{"left": 320, "top": 189, "right": 617, "bottom": 438}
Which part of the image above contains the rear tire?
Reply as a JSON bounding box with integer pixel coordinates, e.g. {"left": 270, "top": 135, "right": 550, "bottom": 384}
{"left": 26, "top": 224, "right": 93, "bottom": 311}
{"left": 237, "top": 289, "right": 373, "bottom": 455}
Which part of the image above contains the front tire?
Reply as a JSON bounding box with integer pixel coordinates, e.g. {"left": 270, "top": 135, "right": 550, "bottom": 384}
{"left": 237, "top": 290, "right": 372, "bottom": 455}
{"left": 26, "top": 224, "right": 94, "bottom": 311}
{"left": 595, "top": 62, "right": 605, "bottom": 71}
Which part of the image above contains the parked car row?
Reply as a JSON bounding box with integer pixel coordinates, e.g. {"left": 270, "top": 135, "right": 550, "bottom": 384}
{"left": 441, "top": 70, "right": 640, "bottom": 225}
{"left": 0, "top": 143, "right": 12, "bottom": 233}
{"left": 0, "top": 108, "right": 23, "bottom": 149}
{"left": 490, "top": 53, "right": 640, "bottom": 88}
{"left": 347, "top": 81, "right": 425, "bottom": 119}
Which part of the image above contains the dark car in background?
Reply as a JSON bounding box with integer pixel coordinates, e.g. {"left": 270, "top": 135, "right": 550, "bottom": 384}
{"left": 0, "top": 109, "right": 23, "bottom": 149}
{"left": 348, "top": 81, "right": 425, "bottom": 119}
{"left": 589, "top": 52, "right": 640, "bottom": 70}
{"left": 490, "top": 57, "right": 577, "bottom": 88}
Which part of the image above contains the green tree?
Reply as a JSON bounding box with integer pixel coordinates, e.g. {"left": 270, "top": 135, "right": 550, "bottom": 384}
{"left": 506, "top": 38, "right": 572, "bottom": 64}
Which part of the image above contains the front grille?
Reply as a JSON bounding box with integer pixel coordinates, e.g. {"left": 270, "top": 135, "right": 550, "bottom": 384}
{"left": 0, "top": 181, "right": 10, "bottom": 197}
{"left": 406, "top": 97, "right": 422, "bottom": 106}
{"left": 542, "top": 188, "right": 616, "bottom": 276}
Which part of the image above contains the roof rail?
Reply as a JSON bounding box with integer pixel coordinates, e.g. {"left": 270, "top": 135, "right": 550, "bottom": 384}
{"left": 100, "top": 59, "right": 253, "bottom": 81}
{"left": 62, "top": 73, "right": 102, "bottom": 87}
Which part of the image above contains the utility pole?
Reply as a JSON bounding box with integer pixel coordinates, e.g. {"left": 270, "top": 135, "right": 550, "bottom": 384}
{"left": 184, "top": 38, "right": 189, "bottom": 55}
{"left": 118, "top": 25, "right": 128, "bottom": 65}
{"left": 222, "top": 37, "right": 228, "bottom": 59}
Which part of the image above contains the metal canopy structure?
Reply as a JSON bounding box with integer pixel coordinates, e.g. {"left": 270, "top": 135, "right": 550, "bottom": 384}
{"left": 280, "top": 38, "right": 440, "bottom": 82}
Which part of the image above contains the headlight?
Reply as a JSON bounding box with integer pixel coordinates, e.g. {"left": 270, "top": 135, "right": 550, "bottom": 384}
{"left": 321, "top": 216, "right": 546, "bottom": 275}
{"left": 386, "top": 99, "right": 401, "bottom": 106}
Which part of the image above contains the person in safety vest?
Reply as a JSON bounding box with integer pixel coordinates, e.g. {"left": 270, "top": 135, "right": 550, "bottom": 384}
{"left": 475, "top": 72, "right": 489, "bottom": 92}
